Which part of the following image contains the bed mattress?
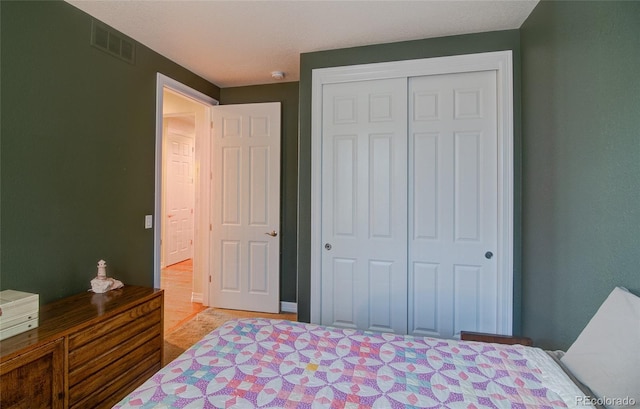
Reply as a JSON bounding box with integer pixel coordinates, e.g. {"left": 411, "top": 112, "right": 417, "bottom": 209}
{"left": 114, "top": 319, "right": 592, "bottom": 408}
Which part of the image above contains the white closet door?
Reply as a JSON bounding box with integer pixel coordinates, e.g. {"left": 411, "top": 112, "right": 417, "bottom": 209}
{"left": 320, "top": 78, "right": 408, "bottom": 334}
{"left": 408, "top": 71, "right": 498, "bottom": 338}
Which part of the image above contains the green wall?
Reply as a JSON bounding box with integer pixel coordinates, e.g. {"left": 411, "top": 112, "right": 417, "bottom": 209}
{"left": 0, "top": 0, "right": 219, "bottom": 304}
{"left": 297, "top": 30, "right": 523, "bottom": 325}
{"left": 520, "top": 0, "right": 640, "bottom": 349}
{"left": 220, "top": 83, "right": 300, "bottom": 303}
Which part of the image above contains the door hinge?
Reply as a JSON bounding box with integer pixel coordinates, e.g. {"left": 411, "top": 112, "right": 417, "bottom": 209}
{"left": 209, "top": 223, "right": 212, "bottom": 231}
{"left": 209, "top": 275, "right": 212, "bottom": 283}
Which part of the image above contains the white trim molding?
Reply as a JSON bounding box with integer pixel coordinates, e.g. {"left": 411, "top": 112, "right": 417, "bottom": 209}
{"left": 310, "top": 51, "right": 514, "bottom": 335}
{"left": 191, "top": 292, "right": 203, "bottom": 304}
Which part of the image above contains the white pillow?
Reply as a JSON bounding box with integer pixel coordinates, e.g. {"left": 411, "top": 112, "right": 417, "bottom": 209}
{"left": 561, "top": 287, "right": 640, "bottom": 408}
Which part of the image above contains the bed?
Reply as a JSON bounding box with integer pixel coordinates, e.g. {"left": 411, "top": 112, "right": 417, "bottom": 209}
{"left": 114, "top": 318, "right": 596, "bottom": 409}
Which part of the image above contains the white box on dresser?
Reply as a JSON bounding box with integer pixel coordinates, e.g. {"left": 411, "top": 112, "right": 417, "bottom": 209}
{"left": 0, "top": 290, "right": 39, "bottom": 341}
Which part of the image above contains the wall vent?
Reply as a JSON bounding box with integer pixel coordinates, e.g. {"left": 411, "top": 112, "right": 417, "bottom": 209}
{"left": 91, "top": 19, "right": 135, "bottom": 64}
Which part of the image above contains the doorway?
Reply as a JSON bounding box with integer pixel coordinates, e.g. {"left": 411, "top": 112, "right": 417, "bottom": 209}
{"left": 155, "top": 75, "right": 285, "bottom": 324}
{"left": 161, "top": 93, "right": 201, "bottom": 333}
{"left": 155, "top": 74, "right": 218, "bottom": 333}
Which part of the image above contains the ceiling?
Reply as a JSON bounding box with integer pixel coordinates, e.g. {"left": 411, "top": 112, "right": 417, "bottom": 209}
{"left": 66, "top": 0, "right": 538, "bottom": 88}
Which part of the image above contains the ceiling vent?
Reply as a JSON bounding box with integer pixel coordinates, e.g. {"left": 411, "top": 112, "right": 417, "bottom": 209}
{"left": 91, "top": 19, "right": 135, "bottom": 65}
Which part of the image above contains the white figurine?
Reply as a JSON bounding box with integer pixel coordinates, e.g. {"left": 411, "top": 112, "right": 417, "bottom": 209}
{"left": 90, "top": 259, "right": 124, "bottom": 293}
{"left": 97, "top": 259, "right": 107, "bottom": 279}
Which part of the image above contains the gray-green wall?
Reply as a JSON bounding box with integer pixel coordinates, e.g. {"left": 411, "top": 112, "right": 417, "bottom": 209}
{"left": 520, "top": 0, "right": 640, "bottom": 349}
{"left": 1, "top": 0, "right": 219, "bottom": 303}
{"left": 220, "top": 83, "right": 300, "bottom": 303}
{"left": 297, "top": 31, "right": 523, "bottom": 326}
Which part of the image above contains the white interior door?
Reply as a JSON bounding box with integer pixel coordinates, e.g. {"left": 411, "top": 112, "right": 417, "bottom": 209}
{"left": 210, "top": 102, "right": 281, "bottom": 313}
{"left": 163, "top": 120, "right": 195, "bottom": 267}
{"left": 320, "top": 78, "right": 408, "bottom": 334}
{"left": 408, "top": 71, "right": 498, "bottom": 338}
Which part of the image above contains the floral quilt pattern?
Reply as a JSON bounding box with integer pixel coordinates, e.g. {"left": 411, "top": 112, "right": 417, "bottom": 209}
{"left": 115, "top": 319, "right": 582, "bottom": 408}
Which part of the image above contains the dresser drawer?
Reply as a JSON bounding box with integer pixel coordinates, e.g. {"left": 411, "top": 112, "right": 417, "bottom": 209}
{"left": 68, "top": 295, "right": 162, "bottom": 351}
{"left": 68, "top": 305, "right": 161, "bottom": 373}
{"left": 70, "top": 351, "right": 160, "bottom": 409}
{"left": 69, "top": 330, "right": 161, "bottom": 408}
{"left": 68, "top": 318, "right": 161, "bottom": 387}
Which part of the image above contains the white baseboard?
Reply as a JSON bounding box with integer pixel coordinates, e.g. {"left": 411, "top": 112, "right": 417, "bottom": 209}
{"left": 280, "top": 301, "right": 297, "bottom": 314}
{"left": 189, "top": 295, "right": 295, "bottom": 313}
{"left": 191, "top": 292, "right": 203, "bottom": 303}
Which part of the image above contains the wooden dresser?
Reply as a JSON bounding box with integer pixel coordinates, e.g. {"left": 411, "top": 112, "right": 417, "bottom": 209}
{"left": 0, "top": 286, "right": 163, "bottom": 409}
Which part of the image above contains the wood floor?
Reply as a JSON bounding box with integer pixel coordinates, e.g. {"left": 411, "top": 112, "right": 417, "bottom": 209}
{"left": 161, "top": 259, "right": 206, "bottom": 334}
{"left": 161, "top": 259, "right": 296, "bottom": 335}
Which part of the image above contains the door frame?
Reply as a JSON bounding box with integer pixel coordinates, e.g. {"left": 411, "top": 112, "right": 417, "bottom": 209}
{"left": 154, "top": 73, "right": 218, "bottom": 307}
{"left": 309, "top": 51, "right": 514, "bottom": 334}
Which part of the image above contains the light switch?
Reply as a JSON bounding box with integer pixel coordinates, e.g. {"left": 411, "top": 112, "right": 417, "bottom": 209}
{"left": 145, "top": 215, "right": 153, "bottom": 229}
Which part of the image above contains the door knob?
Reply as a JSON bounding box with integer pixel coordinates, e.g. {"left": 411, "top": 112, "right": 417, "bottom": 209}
{"left": 485, "top": 251, "right": 494, "bottom": 259}
{"left": 325, "top": 243, "right": 332, "bottom": 250}
{"left": 265, "top": 230, "right": 278, "bottom": 237}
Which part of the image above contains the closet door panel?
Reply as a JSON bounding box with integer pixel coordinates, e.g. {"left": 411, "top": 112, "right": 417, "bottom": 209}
{"left": 333, "top": 135, "right": 357, "bottom": 237}
{"left": 409, "top": 262, "right": 440, "bottom": 335}
{"left": 321, "top": 78, "right": 408, "bottom": 334}
{"left": 409, "top": 71, "right": 498, "bottom": 338}
{"left": 412, "top": 132, "right": 439, "bottom": 240}
{"left": 331, "top": 258, "right": 357, "bottom": 328}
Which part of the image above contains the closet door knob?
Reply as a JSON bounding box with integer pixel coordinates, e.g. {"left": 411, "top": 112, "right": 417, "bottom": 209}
{"left": 485, "top": 251, "right": 494, "bottom": 259}
{"left": 325, "top": 243, "right": 332, "bottom": 250}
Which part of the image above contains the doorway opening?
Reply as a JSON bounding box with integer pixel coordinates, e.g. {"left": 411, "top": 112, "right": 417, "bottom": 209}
{"left": 161, "top": 98, "right": 201, "bottom": 333}
{"left": 155, "top": 75, "right": 289, "bottom": 326}
{"left": 155, "top": 74, "right": 218, "bottom": 334}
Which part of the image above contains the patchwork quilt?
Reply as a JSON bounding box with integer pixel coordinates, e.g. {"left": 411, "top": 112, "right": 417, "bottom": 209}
{"left": 115, "top": 319, "right": 591, "bottom": 408}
